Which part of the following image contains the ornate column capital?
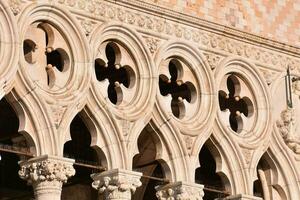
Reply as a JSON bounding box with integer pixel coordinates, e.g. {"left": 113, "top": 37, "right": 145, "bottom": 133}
{"left": 91, "top": 169, "right": 142, "bottom": 200}
{"left": 221, "top": 194, "right": 263, "bottom": 200}
{"left": 19, "top": 155, "right": 75, "bottom": 200}
{"left": 156, "top": 181, "right": 204, "bottom": 200}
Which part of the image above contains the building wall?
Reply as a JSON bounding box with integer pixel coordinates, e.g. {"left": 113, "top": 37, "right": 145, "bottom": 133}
{"left": 0, "top": 0, "right": 300, "bottom": 199}
{"left": 142, "top": 0, "right": 300, "bottom": 46}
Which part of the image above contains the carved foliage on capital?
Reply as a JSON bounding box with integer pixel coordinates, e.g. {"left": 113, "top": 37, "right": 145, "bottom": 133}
{"left": 156, "top": 182, "right": 204, "bottom": 200}
{"left": 92, "top": 169, "right": 142, "bottom": 199}
{"left": 19, "top": 156, "right": 75, "bottom": 185}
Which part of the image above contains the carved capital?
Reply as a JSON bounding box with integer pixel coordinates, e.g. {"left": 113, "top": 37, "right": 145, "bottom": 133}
{"left": 91, "top": 169, "right": 142, "bottom": 200}
{"left": 156, "top": 181, "right": 204, "bottom": 200}
{"left": 19, "top": 155, "right": 75, "bottom": 185}
{"left": 19, "top": 155, "right": 75, "bottom": 200}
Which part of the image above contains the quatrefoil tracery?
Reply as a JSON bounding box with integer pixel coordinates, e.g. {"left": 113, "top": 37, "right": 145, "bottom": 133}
{"left": 94, "top": 42, "right": 136, "bottom": 105}
{"left": 218, "top": 74, "right": 254, "bottom": 133}
{"left": 159, "top": 59, "right": 197, "bottom": 119}
{"left": 23, "top": 22, "right": 71, "bottom": 89}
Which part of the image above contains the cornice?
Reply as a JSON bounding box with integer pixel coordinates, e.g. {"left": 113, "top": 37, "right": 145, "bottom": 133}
{"left": 16, "top": 0, "right": 300, "bottom": 73}
{"left": 111, "top": 0, "right": 300, "bottom": 57}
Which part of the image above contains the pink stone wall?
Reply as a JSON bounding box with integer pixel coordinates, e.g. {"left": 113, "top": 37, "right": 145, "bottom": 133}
{"left": 141, "top": 0, "right": 300, "bottom": 47}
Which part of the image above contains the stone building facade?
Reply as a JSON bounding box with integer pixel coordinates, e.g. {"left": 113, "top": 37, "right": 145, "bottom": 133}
{"left": 0, "top": 0, "right": 300, "bottom": 200}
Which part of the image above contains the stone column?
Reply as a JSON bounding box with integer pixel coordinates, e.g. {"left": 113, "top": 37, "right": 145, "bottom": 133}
{"left": 18, "top": 155, "right": 75, "bottom": 200}
{"left": 91, "top": 169, "right": 142, "bottom": 200}
{"left": 156, "top": 181, "right": 205, "bottom": 200}
{"left": 221, "top": 194, "right": 263, "bottom": 200}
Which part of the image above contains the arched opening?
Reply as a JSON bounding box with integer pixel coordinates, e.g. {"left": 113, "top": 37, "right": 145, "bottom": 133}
{"left": 195, "top": 142, "right": 230, "bottom": 200}
{"left": 132, "top": 124, "right": 169, "bottom": 200}
{"left": 253, "top": 152, "right": 287, "bottom": 200}
{"left": 62, "top": 114, "right": 102, "bottom": 200}
{"left": 0, "top": 96, "right": 34, "bottom": 199}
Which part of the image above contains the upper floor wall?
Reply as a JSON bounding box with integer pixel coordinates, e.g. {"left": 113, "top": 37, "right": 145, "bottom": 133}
{"left": 142, "top": 0, "right": 300, "bottom": 47}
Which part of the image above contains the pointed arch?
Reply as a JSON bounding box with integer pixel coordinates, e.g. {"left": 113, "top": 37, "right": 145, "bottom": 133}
{"left": 127, "top": 104, "right": 190, "bottom": 182}
{"left": 252, "top": 149, "right": 288, "bottom": 200}
{"left": 61, "top": 100, "right": 121, "bottom": 170}
{"left": 250, "top": 138, "right": 300, "bottom": 200}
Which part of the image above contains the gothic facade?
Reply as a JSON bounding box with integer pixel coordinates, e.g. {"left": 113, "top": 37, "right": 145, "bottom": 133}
{"left": 0, "top": 0, "right": 300, "bottom": 200}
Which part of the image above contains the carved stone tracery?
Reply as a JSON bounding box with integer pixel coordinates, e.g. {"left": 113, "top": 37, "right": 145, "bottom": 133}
{"left": 94, "top": 41, "right": 136, "bottom": 105}
{"left": 159, "top": 58, "right": 197, "bottom": 119}
{"left": 23, "top": 22, "right": 72, "bottom": 90}
{"left": 218, "top": 74, "right": 254, "bottom": 133}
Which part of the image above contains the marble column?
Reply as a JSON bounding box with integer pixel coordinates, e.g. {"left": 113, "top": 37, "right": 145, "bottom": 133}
{"left": 156, "top": 181, "right": 205, "bottom": 200}
{"left": 221, "top": 194, "right": 263, "bottom": 200}
{"left": 18, "top": 155, "right": 75, "bottom": 200}
{"left": 91, "top": 168, "right": 142, "bottom": 200}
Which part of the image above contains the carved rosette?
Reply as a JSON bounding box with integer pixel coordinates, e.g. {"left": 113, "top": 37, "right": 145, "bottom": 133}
{"left": 276, "top": 107, "right": 300, "bottom": 154}
{"left": 91, "top": 169, "right": 142, "bottom": 200}
{"left": 19, "top": 155, "right": 75, "bottom": 199}
{"left": 156, "top": 181, "right": 204, "bottom": 200}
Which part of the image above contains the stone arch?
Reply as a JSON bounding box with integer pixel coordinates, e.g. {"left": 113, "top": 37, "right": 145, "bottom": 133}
{"left": 62, "top": 109, "right": 107, "bottom": 200}
{"left": 89, "top": 22, "right": 155, "bottom": 120}
{"left": 154, "top": 40, "right": 215, "bottom": 134}
{"left": 62, "top": 102, "right": 120, "bottom": 170}
{"left": 16, "top": 2, "right": 91, "bottom": 155}
{"left": 214, "top": 56, "right": 271, "bottom": 146}
{"left": 131, "top": 122, "right": 173, "bottom": 200}
{"left": 251, "top": 148, "right": 291, "bottom": 200}
{"left": 127, "top": 113, "right": 188, "bottom": 182}
{"left": 0, "top": 0, "right": 19, "bottom": 94}
{"left": 17, "top": 3, "right": 91, "bottom": 98}
{"left": 0, "top": 92, "right": 39, "bottom": 199}
{"left": 250, "top": 136, "right": 300, "bottom": 200}
{"left": 194, "top": 133, "right": 243, "bottom": 199}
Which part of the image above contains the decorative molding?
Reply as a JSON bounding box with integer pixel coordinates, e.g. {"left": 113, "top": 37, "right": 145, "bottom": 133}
{"left": 260, "top": 69, "right": 277, "bottom": 85}
{"left": 9, "top": 0, "right": 22, "bottom": 15}
{"left": 91, "top": 169, "right": 142, "bottom": 200}
{"left": 184, "top": 135, "right": 194, "bottom": 152}
{"left": 241, "top": 147, "right": 252, "bottom": 166}
{"left": 276, "top": 107, "right": 300, "bottom": 154}
{"left": 79, "top": 18, "right": 95, "bottom": 36}
{"left": 144, "top": 36, "right": 160, "bottom": 54}
{"left": 50, "top": 105, "right": 67, "bottom": 128}
{"left": 203, "top": 53, "right": 222, "bottom": 70}
{"left": 156, "top": 181, "right": 204, "bottom": 200}
{"left": 50, "top": 0, "right": 300, "bottom": 75}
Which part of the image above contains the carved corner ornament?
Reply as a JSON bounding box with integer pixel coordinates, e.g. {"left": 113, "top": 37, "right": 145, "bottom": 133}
{"left": 145, "top": 36, "right": 160, "bottom": 54}
{"left": 18, "top": 155, "right": 75, "bottom": 186}
{"left": 156, "top": 181, "right": 204, "bottom": 200}
{"left": 276, "top": 107, "right": 300, "bottom": 154}
{"left": 91, "top": 169, "right": 142, "bottom": 200}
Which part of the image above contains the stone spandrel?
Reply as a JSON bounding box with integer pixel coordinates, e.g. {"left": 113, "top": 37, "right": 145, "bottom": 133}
{"left": 91, "top": 168, "right": 142, "bottom": 200}
{"left": 19, "top": 155, "right": 75, "bottom": 200}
